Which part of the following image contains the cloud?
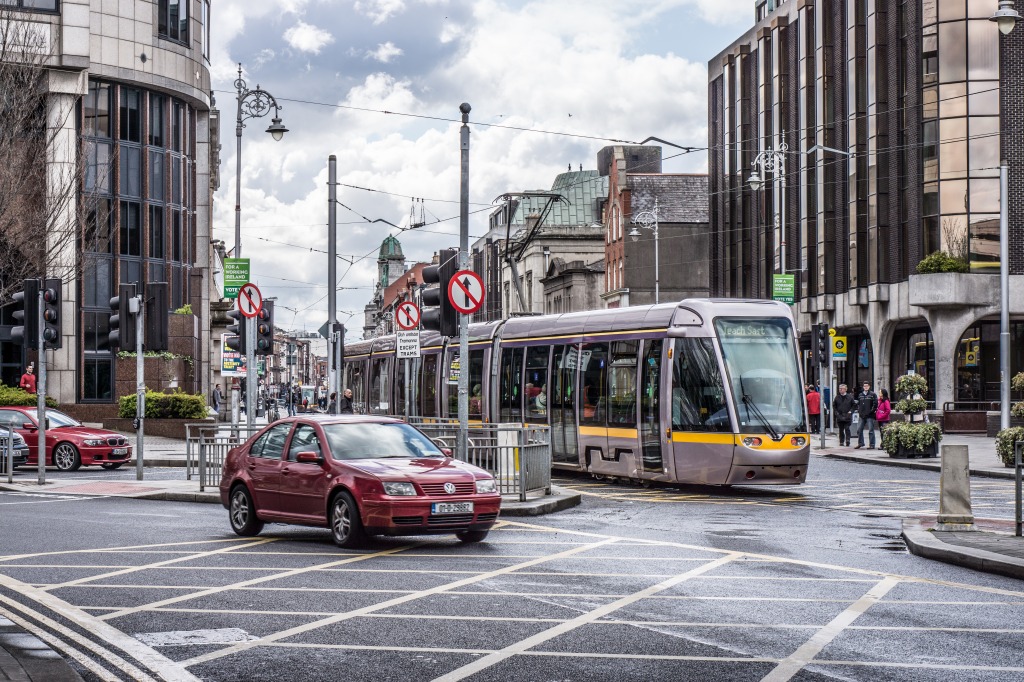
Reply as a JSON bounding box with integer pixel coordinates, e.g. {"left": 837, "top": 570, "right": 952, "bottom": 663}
{"left": 365, "top": 41, "right": 404, "bottom": 63}
{"left": 283, "top": 21, "right": 334, "bottom": 54}
{"left": 354, "top": 0, "right": 408, "bottom": 24}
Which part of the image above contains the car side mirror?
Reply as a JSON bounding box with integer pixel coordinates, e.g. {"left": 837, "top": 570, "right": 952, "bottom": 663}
{"left": 440, "top": 448, "right": 452, "bottom": 457}
{"left": 22, "top": 422, "right": 36, "bottom": 431}
{"left": 295, "top": 451, "right": 324, "bottom": 465}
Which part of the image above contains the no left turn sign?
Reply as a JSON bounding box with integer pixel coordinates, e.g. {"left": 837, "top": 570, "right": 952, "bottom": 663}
{"left": 448, "top": 270, "right": 485, "bottom": 315}
{"left": 237, "top": 283, "right": 263, "bottom": 319}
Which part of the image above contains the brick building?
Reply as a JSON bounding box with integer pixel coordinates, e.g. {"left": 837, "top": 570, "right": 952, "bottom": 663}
{"left": 708, "top": 0, "right": 1024, "bottom": 411}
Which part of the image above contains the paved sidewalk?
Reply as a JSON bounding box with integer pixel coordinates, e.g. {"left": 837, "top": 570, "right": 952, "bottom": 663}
{"left": 814, "top": 431, "right": 1015, "bottom": 479}
{"left": 902, "top": 517, "right": 1024, "bottom": 581}
{"left": 0, "top": 616, "right": 82, "bottom": 682}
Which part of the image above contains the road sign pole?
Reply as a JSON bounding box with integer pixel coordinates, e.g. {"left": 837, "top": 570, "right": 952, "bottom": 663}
{"left": 36, "top": 289, "right": 46, "bottom": 486}
{"left": 246, "top": 317, "right": 256, "bottom": 429}
{"left": 458, "top": 103, "right": 471, "bottom": 461}
{"left": 136, "top": 295, "right": 145, "bottom": 481}
{"left": 328, "top": 155, "right": 338, "bottom": 411}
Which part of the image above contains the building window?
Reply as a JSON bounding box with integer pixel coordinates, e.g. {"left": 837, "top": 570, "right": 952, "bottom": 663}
{"left": 119, "top": 201, "right": 141, "bottom": 257}
{"left": 2, "top": 0, "right": 58, "bottom": 11}
{"left": 201, "top": 0, "right": 211, "bottom": 60}
{"left": 158, "top": 0, "right": 190, "bottom": 44}
{"left": 119, "top": 89, "right": 141, "bottom": 143}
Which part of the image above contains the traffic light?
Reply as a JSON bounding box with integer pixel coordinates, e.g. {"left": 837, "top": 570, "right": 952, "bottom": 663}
{"left": 421, "top": 248, "right": 458, "bottom": 337}
{"left": 225, "top": 309, "right": 247, "bottom": 355}
{"left": 815, "top": 324, "right": 829, "bottom": 367}
{"left": 41, "top": 278, "right": 61, "bottom": 349}
{"left": 145, "top": 282, "right": 169, "bottom": 351}
{"left": 108, "top": 283, "right": 137, "bottom": 350}
{"left": 11, "top": 279, "right": 40, "bottom": 349}
{"left": 255, "top": 300, "right": 274, "bottom": 356}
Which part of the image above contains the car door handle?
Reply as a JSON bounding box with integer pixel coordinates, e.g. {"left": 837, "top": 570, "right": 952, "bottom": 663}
{"left": 248, "top": 463, "right": 256, "bottom": 469}
{"left": 282, "top": 467, "right": 290, "bottom": 474}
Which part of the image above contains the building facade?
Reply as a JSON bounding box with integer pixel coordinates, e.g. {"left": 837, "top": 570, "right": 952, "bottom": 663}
{"left": 362, "top": 236, "right": 408, "bottom": 338}
{"left": 0, "top": 0, "right": 215, "bottom": 412}
{"left": 708, "top": 0, "right": 1024, "bottom": 410}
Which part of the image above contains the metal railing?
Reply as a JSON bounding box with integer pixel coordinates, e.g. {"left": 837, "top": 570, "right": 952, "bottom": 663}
{"left": 942, "top": 401, "right": 1001, "bottom": 412}
{"left": 1015, "top": 441, "right": 1022, "bottom": 538}
{"left": 406, "top": 418, "right": 552, "bottom": 501}
{"left": 187, "top": 423, "right": 262, "bottom": 492}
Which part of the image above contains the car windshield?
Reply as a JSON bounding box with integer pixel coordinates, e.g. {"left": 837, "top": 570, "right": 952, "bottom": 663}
{"left": 715, "top": 317, "right": 806, "bottom": 435}
{"left": 322, "top": 422, "right": 445, "bottom": 461}
{"left": 23, "top": 409, "right": 81, "bottom": 428}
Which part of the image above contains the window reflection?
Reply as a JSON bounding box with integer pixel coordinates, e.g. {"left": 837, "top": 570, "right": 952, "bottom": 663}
{"left": 940, "top": 179, "right": 968, "bottom": 214}
{"left": 968, "top": 117, "right": 999, "bottom": 173}
{"left": 938, "top": 22, "right": 966, "bottom": 83}
{"left": 967, "top": 21, "right": 998, "bottom": 80}
{"left": 968, "top": 214, "right": 1000, "bottom": 271}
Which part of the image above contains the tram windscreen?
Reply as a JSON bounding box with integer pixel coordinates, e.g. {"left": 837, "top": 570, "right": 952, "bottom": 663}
{"left": 714, "top": 317, "right": 806, "bottom": 435}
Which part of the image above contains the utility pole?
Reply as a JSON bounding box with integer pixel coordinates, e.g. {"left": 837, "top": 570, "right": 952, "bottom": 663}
{"left": 328, "top": 155, "right": 338, "bottom": 413}
{"left": 36, "top": 291, "right": 46, "bottom": 485}
{"left": 135, "top": 294, "right": 145, "bottom": 480}
{"left": 246, "top": 315, "right": 256, "bottom": 429}
{"left": 458, "top": 103, "right": 471, "bottom": 460}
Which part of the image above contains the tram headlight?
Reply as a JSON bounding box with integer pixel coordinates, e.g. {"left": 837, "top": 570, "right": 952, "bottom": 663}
{"left": 790, "top": 436, "right": 807, "bottom": 447}
{"left": 742, "top": 436, "right": 763, "bottom": 447}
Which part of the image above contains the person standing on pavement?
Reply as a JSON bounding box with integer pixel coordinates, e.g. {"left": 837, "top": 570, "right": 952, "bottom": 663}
{"left": 806, "top": 385, "right": 821, "bottom": 433}
{"left": 19, "top": 365, "right": 36, "bottom": 394}
{"left": 339, "top": 388, "right": 354, "bottom": 414}
{"left": 328, "top": 392, "right": 337, "bottom": 414}
{"left": 286, "top": 385, "right": 297, "bottom": 417}
{"left": 832, "top": 384, "right": 856, "bottom": 447}
{"left": 854, "top": 381, "right": 879, "bottom": 449}
{"left": 876, "top": 388, "right": 891, "bottom": 434}
{"left": 212, "top": 383, "right": 222, "bottom": 419}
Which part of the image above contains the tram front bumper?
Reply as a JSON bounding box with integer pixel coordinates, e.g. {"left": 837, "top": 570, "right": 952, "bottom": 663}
{"left": 726, "top": 463, "right": 807, "bottom": 484}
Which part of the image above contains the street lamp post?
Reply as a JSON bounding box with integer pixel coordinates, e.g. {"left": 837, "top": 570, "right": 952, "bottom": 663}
{"left": 749, "top": 134, "right": 788, "bottom": 274}
{"left": 629, "top": 198, "right": 660, "bottom": 304}
{"left": 234, "top": 63, "right": 288, "bottom": 259}
{"left": 990, "top": 2, "right": 1019, "bottom": 430}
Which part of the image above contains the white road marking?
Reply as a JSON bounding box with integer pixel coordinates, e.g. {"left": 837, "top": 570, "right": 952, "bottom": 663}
{"left": 761, "top": 576, "right": 901, "bottom": 682}
{"left": 0, "top": 603, "right": 122, "bottom": 682}
{"left": 135, "top": 628, "right": 258, "bottom": 647}
{"left": 432, "top": 552, "right": 743, "bottom": 681}
{"left": 0, "top": 538, "right": 255, "bottom": 564}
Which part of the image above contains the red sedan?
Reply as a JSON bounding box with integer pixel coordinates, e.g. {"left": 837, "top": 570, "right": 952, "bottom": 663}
{"left": 0, "top": 406, "right": 132, "bottom": 471}
{"left": 219, "top": 416, "right": 501, "bottom": 548}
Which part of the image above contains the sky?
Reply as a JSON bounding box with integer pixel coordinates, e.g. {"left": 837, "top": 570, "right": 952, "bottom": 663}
{"left": 208, "top": 0, "right": 753, "bottom": 340}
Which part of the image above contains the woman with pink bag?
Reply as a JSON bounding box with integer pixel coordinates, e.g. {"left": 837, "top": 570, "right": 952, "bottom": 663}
{"left": 876, "top": 389, "right": 892, "bottom": 434}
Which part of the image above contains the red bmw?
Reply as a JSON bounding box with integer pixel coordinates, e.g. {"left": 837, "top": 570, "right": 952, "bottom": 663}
{"left": 0, "top": 406, "right": 132, "bottom": 471}
{"left": 219, "top": 416, "right": 501, "bottom": 547}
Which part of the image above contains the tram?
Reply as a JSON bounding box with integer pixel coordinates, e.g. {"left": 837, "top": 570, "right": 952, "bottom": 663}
{"left": 342, "top": 299, "right": 810, "bottom": 486}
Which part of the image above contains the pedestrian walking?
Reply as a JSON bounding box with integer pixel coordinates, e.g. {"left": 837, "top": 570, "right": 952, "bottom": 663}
{"left": 832, "top": 384, "right": 856, "bottom": 447}
{"left": 328, "top": 392, "right": 337, "bottom": 414}
{"left": 806, "top": 384, "right": 821, "bottom": 433}
{"left": 19, "top": 365, "right": 36, "bottom": 394}
{"left": 339, "top": 388, "right": 354, "bottom": 414}
{"left": 855, "top": 381, "right": 879, "bottom": 449}
{"left": 212, "top": 383, "right": 223, "bottom": 419}
{"left": 287, "top": 385, "right": 297, "bottom": 417}
{"left": 876, "top": 388, "right": 891, "bottom": 433}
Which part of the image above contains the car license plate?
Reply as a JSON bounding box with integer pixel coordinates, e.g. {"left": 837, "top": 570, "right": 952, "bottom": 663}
{"left": 113, "top": 448, "right": 128, "bottom": 455}
{"left": 431, "top": 502, "right": 473, "bottom": 514}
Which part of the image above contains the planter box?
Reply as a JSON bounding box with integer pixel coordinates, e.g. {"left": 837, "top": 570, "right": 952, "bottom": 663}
{"left": 986, "top": 412, "right": 1024, "bottom": 438}
{"left": 105, "top": 417, "right": 214, "bottom": 440}
{"left": 888, "top": 442, "right": 939, "bottom": 459}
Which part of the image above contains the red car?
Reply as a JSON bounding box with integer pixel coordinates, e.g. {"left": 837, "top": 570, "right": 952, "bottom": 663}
{"left": 0, "top": 406, "right": 132, "bottom": 471}
{"left": 219, "top": 415, "right": 501, "bottom": 548}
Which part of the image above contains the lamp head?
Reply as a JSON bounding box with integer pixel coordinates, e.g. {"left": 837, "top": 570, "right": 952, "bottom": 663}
{"left": 991, "top": 0, "right": 1020, "bottom": 34}
{"left": 628, "top": 227, "right": 641, "bottom": 242}
{"left": 266, "top": 117, "right": 288, "bottom": 141}
{"left": 747, "top": 170, "right": 763, "bottom": 192}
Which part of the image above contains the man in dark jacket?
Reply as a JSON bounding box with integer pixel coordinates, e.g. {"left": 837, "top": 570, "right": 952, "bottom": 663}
{"left": 338, "top": 388, "right": 354, "bottom": 414}
{"left": 832, "top": 384, "right": 857, "bottom": 447}
{"left": 855, "top": 381, "right": 879, "bottom": 449}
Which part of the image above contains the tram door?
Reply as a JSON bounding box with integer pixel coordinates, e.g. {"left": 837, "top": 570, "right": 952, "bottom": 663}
{"left": 550, "top": 345, "right": 580, "bottom": 466}
{"left": 669, "top": 338, "right": 733, "bottom": 484}
{"left": 639, "top": 339, "right": 672, "bottom": 479}
{"left": 580, "top": 341, "right": 640, "bottom": 478}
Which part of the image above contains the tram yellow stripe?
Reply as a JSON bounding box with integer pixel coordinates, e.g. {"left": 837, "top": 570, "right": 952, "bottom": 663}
{"left": 578, "top": 426, "right": 639, "bottom": 439}
{"left": 671, "top": 433, "right": 737, "bottom": 445}
{"left": 509, "top": 327, "right": 669, "bottom": 343}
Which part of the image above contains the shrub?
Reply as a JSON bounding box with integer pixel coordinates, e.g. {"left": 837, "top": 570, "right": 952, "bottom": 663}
{"left": 881, "top": 421, "right": 942, "bottom": 456}
{"left": 119, "top": 390, "right": 207, "bottom": 419}
{"left": 0, "top": 383, "right": 58, "bottom": 408}
{"left": 174, "top": 304, "right": 193, "bottom": 315}
{"left": 915, "top": 250, "right": 969, "bottom": 274}
{"left": 894, "top": 373, "right": 929, "bottom": 416}
{"left": 995, "top": 426, "right": 1024, "bottom": 468}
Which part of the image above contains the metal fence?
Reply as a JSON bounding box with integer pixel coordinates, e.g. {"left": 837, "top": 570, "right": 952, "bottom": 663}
{"left": 187, "top": 423, "right": 263, "bottom": 492}
{"left": 1015, "top": 441, "right": 1023, "bottom": 538}
{"left": 406, "top": 419, "right": 552, "bottom": 501}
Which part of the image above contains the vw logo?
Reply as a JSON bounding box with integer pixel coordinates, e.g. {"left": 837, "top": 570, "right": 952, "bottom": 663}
{"left": 444, "top": 482, "right": 457, "bottom": 495}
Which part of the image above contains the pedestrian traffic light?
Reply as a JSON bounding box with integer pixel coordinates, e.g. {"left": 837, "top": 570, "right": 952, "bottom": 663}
{"left": 816, "top": 324, "right": 829, "bottom": 366}
{"left": 421, "top": 248, "right": 458, "bottom": 337}
{"left": 145, "top": 282, "right": 169, "bottom": 351}
{"left": 108, "top": 284, "right": 137, "bottom": 350}
{"left": 41, "top": 278, "right": 61, "bottom": 349}
{"left": 225, "top": 309, "right": 247, "bottom": 354}
{"left": 11, "top": 279, "right": 40, "bottom": 349}
{"left": 255, "top": 300, "right": 274, "bottom": 356}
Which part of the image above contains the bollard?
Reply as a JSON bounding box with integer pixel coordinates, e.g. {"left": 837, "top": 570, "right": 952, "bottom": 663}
{"left": 936, "top": 444, "right": 975, "bottom": 531}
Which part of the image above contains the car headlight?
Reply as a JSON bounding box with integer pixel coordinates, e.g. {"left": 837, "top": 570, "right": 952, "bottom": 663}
{"left": 382, "top": 481, "right": 417, "bottom": 496}
{"left": 83, "top": 439, "right": 106, "bottom": 446}
{"left": 475, "top": 478, "right": 497, "bottom": 494}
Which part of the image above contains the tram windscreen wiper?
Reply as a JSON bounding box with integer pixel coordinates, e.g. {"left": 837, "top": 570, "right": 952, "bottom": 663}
{"left": 739, "top": 377, "right": 780, "bottom": 441}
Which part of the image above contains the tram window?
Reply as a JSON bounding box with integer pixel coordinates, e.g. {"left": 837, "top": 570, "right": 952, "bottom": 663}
{"left": 468, "top": 350, "right": 485, "bottom": 419}
{"left": 370, "top": 357, "right": 392, "bottom": 415}
{"left": 394, "top": 357, "right": 410, "bottom": 416}
{"left": 607, "top": 341, "right": 638, "bottom": 426}
{"left": 524, "top": 346, "right": 550, "bottom": 423}
{"left": 553, "top": 345, "right": 577, "bottom": 412}
{"left": 445, "top": 350, "right": 459, "bottom": 418}
{"left": 499, "top": 348, "right": 524, "bottom": 422}
{"left": 672, "top": 338, "right": 730, "bottom": 432}
{"left": 579, "top": 343, "right": 608, "bottom": 426}
{"left": 419, "top": 353, "right": 438, "bottom": 417}
{"left": 349, "top": 361, "right": 366, "bottom": 414}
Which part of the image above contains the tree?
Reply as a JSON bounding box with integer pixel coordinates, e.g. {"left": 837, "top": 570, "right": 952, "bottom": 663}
{"left": 0, "top": 11, "right": 107, "bottom": 303}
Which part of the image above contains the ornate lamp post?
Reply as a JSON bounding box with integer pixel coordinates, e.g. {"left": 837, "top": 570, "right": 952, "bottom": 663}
{"left": 748, "top": 135, "right": 788, "bottom": 274}
{"left": 629, "top": 198, "right": 660, "bottom": 304}
{"left": 234, "top": 63, "right": 288, "bottom": 258}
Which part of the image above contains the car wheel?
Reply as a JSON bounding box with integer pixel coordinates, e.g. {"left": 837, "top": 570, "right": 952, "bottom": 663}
{"left": 229, "top": 486, "right": 264, "bottom": 537}
{"left": 53, "top": 443, "right": 81, "bottom": 471}
{"left": 101, "top": 462, "right": 124, "bottom": 470}
{"left": 456, "top": 530, "right": 489, "bottom": 543}
{"left": 330, "top": 491, "right": 366, "bottom": 548}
